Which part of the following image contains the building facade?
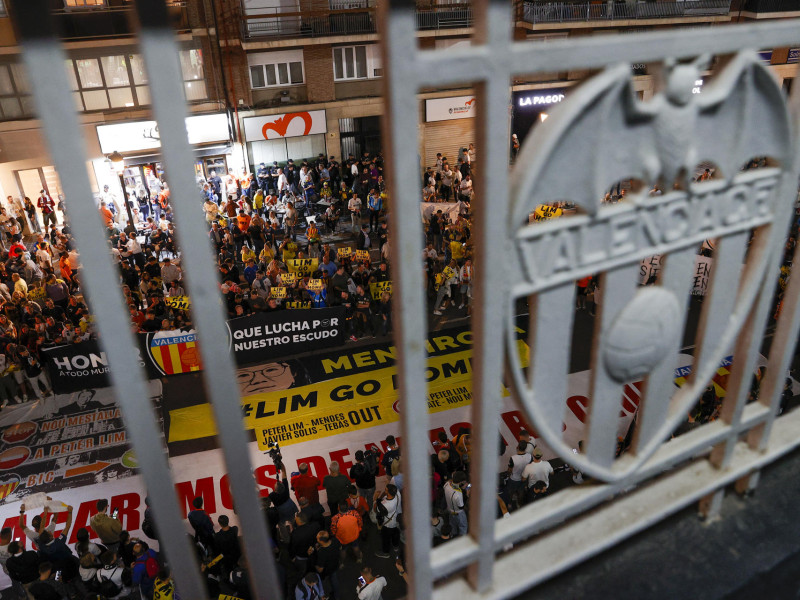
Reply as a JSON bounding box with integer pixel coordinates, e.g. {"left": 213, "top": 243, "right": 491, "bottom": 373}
{"left": 0, "top": 0, "right": 797, "bottom": 215}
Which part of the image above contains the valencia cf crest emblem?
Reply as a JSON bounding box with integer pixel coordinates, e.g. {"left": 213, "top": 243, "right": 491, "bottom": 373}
{"left": 507, "top": 51, "right": 794, "bottom": 481}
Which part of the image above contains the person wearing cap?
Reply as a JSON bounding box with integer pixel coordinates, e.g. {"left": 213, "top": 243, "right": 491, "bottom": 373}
{"left": 521, "top": 448, "right": 553, "bottom": 505}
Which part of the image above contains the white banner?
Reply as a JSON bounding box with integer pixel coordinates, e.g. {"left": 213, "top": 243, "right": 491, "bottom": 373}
{"left": 243, "top": 110, "right": 327, "bottom": 141}
{"left": 425, "top": 95, "right": 477, "bottom": 122}
{"left": 96, "top": 114, "right": 230, "bottom": 154}
{"left": 639, "top": 255, "right": 714, "bottom": 296}
{"left": 421, "top": 201, "right": 467, "bottom": 224}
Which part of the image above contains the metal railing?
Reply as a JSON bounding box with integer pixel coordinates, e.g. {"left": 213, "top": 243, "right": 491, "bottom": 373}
{"left": 519, "top": 0, "right": 731, "bottom": 24}
{"left": 742, "top": 0, "right": 800, "bottom": 12}
{"left": 50, "top": 1, "right": 189, "bottom": 40}
{"left": 416, "top": 3, "right": 473, "bottom": 29}
{"left": 244, "top": 12, "right": 376, "bottom": 38}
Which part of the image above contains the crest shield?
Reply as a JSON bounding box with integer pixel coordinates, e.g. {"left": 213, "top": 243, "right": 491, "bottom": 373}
{"left": 507, "top": 51, "right": 793, "bottom": 481}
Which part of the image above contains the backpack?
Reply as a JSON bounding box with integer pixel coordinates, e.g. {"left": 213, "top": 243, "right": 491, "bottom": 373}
{"left": 136, "top": 551, "right": 160, "bottom": 578}
{"left": 351, "top": 462, "right": 366, "bottom": 480}
{"left": 364, "top": 452, "right": 379, "bottom": 476}
{"left": 99, "top": 567, "right": 122, "bottom": 596}
{"left": 142, "top": 515, "right": 156, "bottom": 540}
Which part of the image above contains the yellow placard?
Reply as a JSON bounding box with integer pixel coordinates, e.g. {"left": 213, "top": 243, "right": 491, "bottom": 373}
{"left": 28, "top": 286, "right": 47, "bottom": 304}
{"left": 533, "top": 204, "right": 563, "bottom": 221}
{"left": 219, "top": 595, "right": 245, "bottom": 600}
{"left": 369, "top": 280, "right": 392, "bottom": 300}
{"left": 270, "top": 287, "right": 287, "bottom": 299}
{"left": 285, "top": 301, "right": 312, "bottom": 309}
{"left": 280, "top": 273, "right": 297, "bottom": 286}
{"left": 165, "top": 295, "right": 191, "bottom": 311}
{"left": 307, "top": 279, "right": 324, "bottom": 292}
{"left": 337, "top": 246, "right": 352, "bottom": 258}
{"left": 286, "top": 258, "right": 319, "bottom": 276}
{"left": 354, "top": 249, "right": 370, "bottom": 263}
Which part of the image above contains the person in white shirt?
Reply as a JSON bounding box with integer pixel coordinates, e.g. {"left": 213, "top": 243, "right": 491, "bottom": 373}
{"left": 374, "top": 484, "right": 401, "bottom": 558}
{"left": 443, "top": 471, "right": 469, "bottom": 536}
{"left": 348, "top": 193, "right": 362, "bottom": 234}
{"left": 459, "top": 174, "right": 473, "bottom": 202}
{"left": 458, "top": 258, "right": 472, "bottom": 310}
{"left": 521, "top": 449, "right": 554, "bottom": 491}
{"left": 357, "top": 566, "right": 387, "bottom": 600}
{"left": 506, "top": 441, "right": 532, "bottom": 508}
{"left": 203, "top": 198, "right": 219, "bottom": 223}
{"left": 276, "top": 168, "right": 289, "bottom": 200}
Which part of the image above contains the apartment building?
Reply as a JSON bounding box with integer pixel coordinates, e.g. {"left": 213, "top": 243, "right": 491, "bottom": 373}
{"left": 0, "top": 0, "right": 796, "bottom": 215}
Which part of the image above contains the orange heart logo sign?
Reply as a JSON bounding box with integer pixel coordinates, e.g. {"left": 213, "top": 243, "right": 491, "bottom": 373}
{"left": 465, "top": 98, "right": 476, "bottom": 106}
{"left": 261, "top": 112, "right": 313, "bottom": 140}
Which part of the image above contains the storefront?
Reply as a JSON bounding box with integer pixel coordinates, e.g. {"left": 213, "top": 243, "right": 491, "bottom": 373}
{"left": 243, "top": 110, "right": 327, "bottom": 166}
{"left": 511, "top": 88, "right": 568, "bottom": 147}
{"left": 339, "top": 116, "right": 381, "bottom": 161}
{"left": 421, "top": 95, "right": 477, "bottom": 168}
{"left": 93, "top": 112, "right": 232, "bottom": 201}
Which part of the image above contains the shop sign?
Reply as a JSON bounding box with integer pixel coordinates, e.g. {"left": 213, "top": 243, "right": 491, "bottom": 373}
{"left": 425, "top": 95, "right": 477, "bottom": 122}
{"left": 788, "top": 48, "right": 800, "bottom": 64}
{"left": 243, "top": 110, "right": 327, "bottom": 141}
{"left": 96, "top": 113, "right": 230, "bottom": 154}
{"left": 515, "top": 90, "right": 567, "bottom": 109}
{"left": 759, "top": 50, "right": 773, "bottom": 64}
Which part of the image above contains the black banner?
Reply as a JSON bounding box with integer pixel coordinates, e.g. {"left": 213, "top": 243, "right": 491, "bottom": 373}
{"left": 227, "top": 307, "right": 346, "bottom": 366}
{"left": 43, "top": 308, "right": 347, "bottom": 393}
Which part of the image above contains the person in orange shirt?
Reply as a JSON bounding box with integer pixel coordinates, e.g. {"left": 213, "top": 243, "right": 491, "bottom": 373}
{"left": 99, "top": 202, "right": 115, "bottom": 228}
{"left": 330, "top": 500, "right": 363, "bottom": 562}
{"left": 237, "top": 209, "right": 251, "bottom": 234}
{"left": 345, "top": 485, "right": 369, "bottom": 517}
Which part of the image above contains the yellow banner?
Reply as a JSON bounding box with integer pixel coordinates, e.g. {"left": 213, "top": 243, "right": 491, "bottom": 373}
{"left": 168, "top": 343, "right": 528, "bottom": 450}
{"left": 280, "top": 273, "right": 297, "bottom": 286}
{"left": 354, "top": 249, "right": 370, "bottom": 263}
{"left": 337, "top": 247, "right": 352, "bottom": 258}
{"left": 369, "top": 280, "right": 392, "bottom": 300}
{"left": 287, "top": 258, "right": 319, "bottom": 276}
{"left": 165, "top": 295, "right": 191, "bottom": 311}
{"left": 534, "top": 204, "right": 563, "bottom": 221}
{"left": 270, "top": 287, "right": 287, "bottom": 299}
{"left": 307, "top": 278, "right": 324, "bottom": 292}
{"left": 285, "top": 301, "right": 311, "bottom": 309}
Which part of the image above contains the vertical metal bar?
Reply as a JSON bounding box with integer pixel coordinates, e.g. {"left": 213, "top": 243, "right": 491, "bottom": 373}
{"left": 132, "top": 1, "right": 281, "bottom": 597}
{"left": 747, "top": 75, "right": 800, "bottom": 452}
{"left": 467, "top": 0, "right": 512, "bottom": 592}
{"left": 634, "top": 247, "right": 696, "bottom": 454}
{"left": 9, "top": 2, "right": 208, "bottom": 598}
{"left": 378, "top": 2, "right": 433, "bottom": 598}
{"left": 694, "top": 232, "right": 749, "bottom": 361}
{"left": 586, "top": 264, "right": 640, "bottom": 469}
{"left": 529, "top": 285, "right": 577, "bottom": 434}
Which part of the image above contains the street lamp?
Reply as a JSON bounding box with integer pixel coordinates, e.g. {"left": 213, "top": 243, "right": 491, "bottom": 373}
{"left": 108, "top": 151, "right": 137, "bottom": 236}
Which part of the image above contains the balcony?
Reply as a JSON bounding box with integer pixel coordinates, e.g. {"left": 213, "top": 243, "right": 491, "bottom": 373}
{"left": 741, "top": 0, "right": 800, "bottom": 14}
{"left": 242, "top": 0, "right": 476, "bottom": 40}
{"left": 51, "top": 1, "right": 189, "bottom": 40}
{"left": 518, "top": 0, "right": 732, "bottom": 25}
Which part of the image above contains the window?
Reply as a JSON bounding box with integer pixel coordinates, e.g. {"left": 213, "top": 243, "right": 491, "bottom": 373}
{"left": 68, "top": 53, "right": 150, "bottom": 111}
{"left": 0, "top": 0, "right": 7, "bottom": 17}
{"left": 332, "top": 45, "right": 381, "bottom": 81}
{"left": 64, "top": 0, "right": 106, "bottom": 7}
{"left": 249, "top": 61, "right": 304, "bottom": 89}
{"left": 179, "top": 49, "right": 207, "bottom": 101}
{"left": 0, "top": 63, "right": 33, "bottom": 121}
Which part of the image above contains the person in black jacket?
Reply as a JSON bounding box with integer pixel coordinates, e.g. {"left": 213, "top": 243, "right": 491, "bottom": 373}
{"left": 213, "top": 515, "right": 241, "bottom": 577}
{"left": 349, "top": 450, "right": 377, "bottom": 511}
{"left": 6, "top": 540, "right": 40, "bottom": 597}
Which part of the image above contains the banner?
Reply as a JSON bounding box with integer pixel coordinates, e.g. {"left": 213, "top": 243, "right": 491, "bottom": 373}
{"left": 279, "top": 273, "right": 297, "bottom": 286}
{"left": 420, "top": 201, "right": 466, "bottom": 224}
{"left": 369, "top": 280, "right": 392, "bottom": 300}
{"left": 165, "top": 296, "right": 191, "bottom": 311}
{"left": 287, "top": 258, "right": 319, "bottom": 276}
{"left": 242, "top": 110, "right": 327, "bottom": 142}
{"left": 533, "top": 204, "right": 562, "bottom": 221}
{"left": 639, "top": 255, "right": 714, "bottom": 295}
{"left": 43, "top": 341, "right": 120, "bottom": 393}
{"left": 285, "top": 301, "right": 312, "bottom": 309}
{"left": 226, "top": 308, "right": 346, "bottom": 366}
